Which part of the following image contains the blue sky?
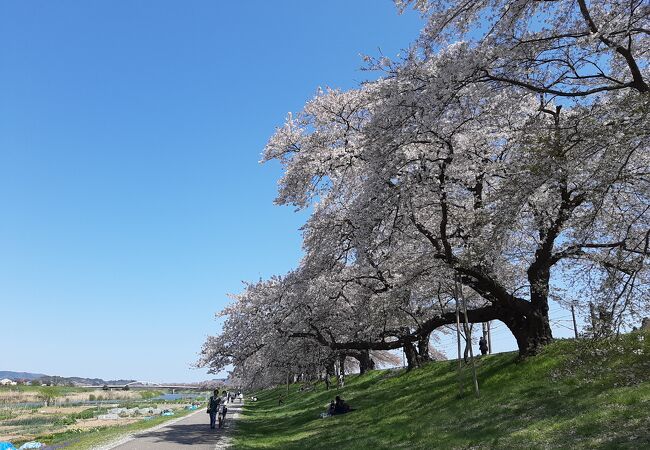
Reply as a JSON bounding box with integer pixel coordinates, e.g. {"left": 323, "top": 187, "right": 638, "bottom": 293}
{"left": 0, "top": 1, "right": 575, "bottom": 382}
{"left": 0, "top": 1, "right": 426, "bottom": 382}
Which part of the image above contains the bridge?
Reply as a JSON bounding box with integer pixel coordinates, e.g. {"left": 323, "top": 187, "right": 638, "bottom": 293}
{"left": 80, "top": 381, "right": 207, "bottom": 393}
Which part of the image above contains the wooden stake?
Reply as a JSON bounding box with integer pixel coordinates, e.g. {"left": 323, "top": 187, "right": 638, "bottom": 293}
{"left": 487, "top": 321, "right": 492, "bottom": 354}
{"left": 460, "top": 283, "right": 480, "bottom": 398}
{"left": 454, "top": 277, "right": 464, "bottom": 398}
{"left": 482, "top": 322, "right": 487, "bottom": 352}
{"left": 571, "top": 305, "right": 579, "bottom": 339}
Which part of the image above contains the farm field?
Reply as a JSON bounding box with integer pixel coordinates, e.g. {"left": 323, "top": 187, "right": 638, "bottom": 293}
{"left": 0, "top": 386, "right": 204, "bottom": 449}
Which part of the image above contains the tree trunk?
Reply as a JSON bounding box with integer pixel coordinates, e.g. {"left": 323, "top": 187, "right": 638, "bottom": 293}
{"left": 356, "top": 349, "right": 375, "bottom": 374}
{"left": 403, "top": 341, "right": 420, "bottom": 370}
{"left": 463, "top": 337, "right": 470, "bottom": 363}
{"left": 417, "top": 333, "right": 431, "bottom": 363}
{"left": 338, "top": 355, "right": 346, "bottom": 377}
{"left": 326, "top": 359, "right": 335, "bottom": 384}
{"left": 504, "top": 307, "right": 553, "bottom": 357}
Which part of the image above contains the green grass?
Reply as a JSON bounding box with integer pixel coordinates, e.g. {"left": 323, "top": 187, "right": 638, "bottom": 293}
{"left": 139, "top": 390, "right": 164, "bottom": 400}
{"left": 0, "top": 409, "right": 15, "bottom": 420}
{"left": 235, "top": 332, "right": 650, "bottom": 449}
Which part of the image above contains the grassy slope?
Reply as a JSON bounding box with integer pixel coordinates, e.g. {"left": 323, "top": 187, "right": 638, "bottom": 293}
{"left": 235, "top": 332, "right": 650, "bottom": 449}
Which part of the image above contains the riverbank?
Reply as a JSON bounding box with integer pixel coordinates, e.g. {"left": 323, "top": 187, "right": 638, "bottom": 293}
{"left": 0, "top": 387, "right": 206, "bottom": 448}
{"left": 235, "top": 333, "right": 650, "bottom": 449}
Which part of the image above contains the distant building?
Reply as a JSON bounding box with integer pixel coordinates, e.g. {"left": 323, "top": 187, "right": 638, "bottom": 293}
{"left": 0, "top": 378, "right": 17, "bottom": 386}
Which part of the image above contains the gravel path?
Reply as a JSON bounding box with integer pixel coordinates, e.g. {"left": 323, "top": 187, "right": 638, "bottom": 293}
{"left": 98, "top": 402, "right": 243, "bottom": 450}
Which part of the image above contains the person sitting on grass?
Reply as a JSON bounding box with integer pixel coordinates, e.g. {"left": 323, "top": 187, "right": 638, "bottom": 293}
{"left": 332, "top": 395, "right": 353, "bottom": 415}
{"left": 320, "top": 400, "right": 336, "bottom": 418}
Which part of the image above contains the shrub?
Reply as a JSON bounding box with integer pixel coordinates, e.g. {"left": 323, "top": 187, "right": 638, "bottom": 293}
{"left": 70, "top": 408, "right": 101, "bottom": 420}
{"left": 140, "top": 390, "right": 162, "bottom": 400}
{"left": 54, "top": 415, "right": 77, "bottom": 426}
{"left": 39, "top": 386, "right": 64, "bottom": 406}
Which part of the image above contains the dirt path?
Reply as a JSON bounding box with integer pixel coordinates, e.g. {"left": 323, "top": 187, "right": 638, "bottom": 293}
{"left": 97, "top": 402, "right": 243, "bottom": 450}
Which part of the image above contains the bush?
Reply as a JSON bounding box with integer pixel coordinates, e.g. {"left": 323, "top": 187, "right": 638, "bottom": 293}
{"left": 70, "top": 408, "right": 101, "bottom": 420}
{"left": 39, "top": 386, "right": 64, "bottom": 406}
{"left": 54, "top": 415, "right": 77, "bottom": 426}
{"left": 140, "top": 390, "right": 163, "bottom": 400}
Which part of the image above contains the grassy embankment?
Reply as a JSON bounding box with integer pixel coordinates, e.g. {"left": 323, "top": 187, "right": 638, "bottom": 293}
{"left": 236, "top": 332, "right": 650, "bottom": 449}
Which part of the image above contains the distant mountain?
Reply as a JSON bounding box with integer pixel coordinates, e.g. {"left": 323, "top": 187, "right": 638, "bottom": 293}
{"left": 0, "top": 371, "right": 48, "bottom": 380}
{"left": 39, "top": 376, "right": 136, "bottom": 386}
{"left": 0, "top": 371, "right": 135, "bottom": 386}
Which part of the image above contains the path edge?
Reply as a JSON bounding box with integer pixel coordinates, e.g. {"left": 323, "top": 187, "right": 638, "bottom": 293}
{"left": 89, "top": 409, "right": 204, "bottom": 450}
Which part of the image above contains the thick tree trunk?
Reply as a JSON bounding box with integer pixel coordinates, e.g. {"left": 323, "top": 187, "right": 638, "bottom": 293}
{"left": 356, "top": 349, "right": 375, "bottom": 374}
{"left": 324, "top": 359, "right": 335, "bottom": 390}
{"left": 404, "top": 333, "right": 434, "bottom": 370}
{"left": 417, "top": 333, "right": 431, "bottom": 363}
{"left": 404, "top": 341, "right": 420, "bottom": 370}
{"left": 504, "top": 307, "right": 553, "bottom": 357}
{"left": 326, "top": 360, "right": 335, "bottom": 377}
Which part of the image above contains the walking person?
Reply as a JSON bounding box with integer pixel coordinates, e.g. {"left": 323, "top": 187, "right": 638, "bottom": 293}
{"left": 207, "top": 389, "right": 221, "bottom": 430}
{"left": 218, "top": 390, "right": 229, "bottom": 428}
{"left": 479, "top": 336, "right": 489, "bottom": 356}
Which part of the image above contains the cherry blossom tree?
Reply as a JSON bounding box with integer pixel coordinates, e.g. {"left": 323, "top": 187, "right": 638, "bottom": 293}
{"left": 200, "top": 1, "right": 649, "bottom": 387}
{"left": 395, "top": 0, "right": 649, "bottom": 96}
{"left": 264, "top": 29, "right": 648, "bottom": 355}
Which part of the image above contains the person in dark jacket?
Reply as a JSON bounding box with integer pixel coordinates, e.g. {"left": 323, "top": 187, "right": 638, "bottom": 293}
{"left": 207, "top": 389, "right": 221, "bottom": 429}
{"left": 333, "top": 395, "right": 352, "bottom": 414}
{"left": 479, "top": 336, "right": 489, "bottom": 356}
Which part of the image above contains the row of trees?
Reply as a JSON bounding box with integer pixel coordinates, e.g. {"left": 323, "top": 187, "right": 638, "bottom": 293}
{"left": 200, "top": 0, "right": 649, "bottom": 389}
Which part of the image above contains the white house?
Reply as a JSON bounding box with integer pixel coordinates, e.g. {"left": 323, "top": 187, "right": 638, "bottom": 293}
{"left": 0, "top": 378, "right": 17, "bottom": 386}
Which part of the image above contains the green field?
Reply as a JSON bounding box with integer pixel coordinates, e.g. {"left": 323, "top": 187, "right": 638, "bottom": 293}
{"left": 0, "top": 387, "right": 205, "bottom": 449}
{"left": 235, "top": 332, "right": 650, "bottom": 449}
{"left": 30, "top": 407, "right": 196, "bottom": 450}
